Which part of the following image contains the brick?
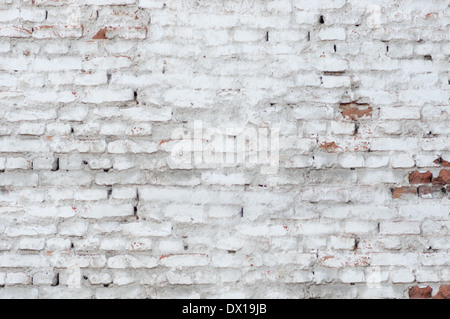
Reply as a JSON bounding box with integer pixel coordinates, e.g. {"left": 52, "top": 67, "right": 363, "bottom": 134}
{"left": 40, "top": 288, "right": 93, "bottom": 299}
{"left": 318, "top": 28, "right": 346, "bottom": 41}
{"left": 81, "top": 89, "right": 135, "bottom": 104}
{"left": 409, "top": 171, "right": 432, "bottom": 184}
{"left": 0, "top": 25, "right": 32, "bottom": 37}
{"left": 371, "top": 253, "right": 419, "bottom": 266}
{"left": 121, "top": 221, "right": 172, "bottom": 237}
{"left": 18, "top": 123, "right": 45, "bottom": 136}
{"left": 5, "top": 157, "right": 32, "bottom": 170}
{"left": 432, "top": 170, "right": 450, "bottom": 185}
{"left": 107, "top": 255, "right": 158, "bottom": 269}
{"left": 50, "top": 255, "right": 106, "bottom": 269}
{"left": 409, "top": 286, "right": 432, "bottom": 299}
{"left": 370, "top": 138, "right": 419, "bottom": 152}
{"left": 95, "top": 170, "right": 146, "bottom": 185}
{"left": 0, "top": 288, "right": 39, "bottom": 299}
{"left": 340, "top": 104, "right": 373, "bottom": 120}
{"left": 0, "top": 253, "right": 50, "bottom": 268}
{"left": 80, "top": 204, "right": 134, "bottom": 219}
{"left": 32, "top": 57, "right": 82, "bottom": 71}
{"left": 32, "top": 25, "right": 83, "bottom": 39}
{"left": 392, "top": 186, "right": 417, "bottom": 199}
{"left": 390, "top": 269, "right": 415, "bottom": 283}
{"left": 339, "top": 269, "right": 365, "bottom": 283}
{"left": 107, "top": 140, "right": 158, "bottom": 154}
{"left": 433, "top": 285, "right": 450, "bottom": 299}
{"left": 390, "top": 154, "right": 415, "bottom": 168}
{"left": 379, "top": 222, "right": 421, "bottom": 235}
{"left": 418, "top": 185, "right": 444, "bottom": 199}
{"left": 87, "top": 273, "right": 112, "bottom": 285}
{"left": 0, "top": 172, "right": 38, "bottom": 187}
{"left": 18, "top": 238, "right": 46, "bottom": 251}
{"left": 321, "top": 75, "right": 351, "bottom": 88}
{"left": 380, "top": 106, "right": 421, "bottom": 120}
{"left": 40, "top": 172, "right": 92, "bottom": 187}
{"left": 5, "top": 273, "right": 32, "bottom": 285}
{"left": 0, "top": 138, "right": 50, "bottom": 153}
{"left": 120, "top": 107, "right": 172, "bottom": 122}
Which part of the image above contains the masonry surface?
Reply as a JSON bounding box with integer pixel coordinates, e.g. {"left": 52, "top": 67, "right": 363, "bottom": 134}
{"left": 0, "top": 0, "right": 449, "bottom": 299}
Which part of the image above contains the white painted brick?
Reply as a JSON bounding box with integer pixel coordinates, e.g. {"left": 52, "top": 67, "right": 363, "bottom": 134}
{"left": 380, "top": 106, "right": 421, "bottom": 120}
{"left": 322, "top": 75, "right": 351, "bottom": 88}
{"left": 330, "top": 236, "right": 356, "bottom": 250}
{"left": 390, "top": 153, "right": 415, "bottom": 168}
{"left": 0, "top": 253, "right": 50, "bottom": 268}
{"left": 415, "top": 269, "right": 441, "bottom": 283}
{"left": 107, "top": 255, "right": 158, "bottom": 269}
{"left": 121, "top": 222, "right": 172, "bottom": 237}
{"left": 319, "top": 28, "right": 346, "bottom": 41}
{"left": 81, "top": 89, "right": 135, "bottom": 104}
{"left": 5, "top": 273, "right": 32, "bottom": 285}
{"left": 80, "top": 204, "right": 134, "bottom": 219}
{"left": 88, "top": 273, "right": 113, "bottom": 285}
{"left": 18, "top": 123, "right": 45, "bottom": 136}
{"left": 380, "top": 222, "right": 421, "bottom": 235}
{"left": 111, "top": 187, "right": 137, "bottom": 199}
{"left": 371, "top": 253, "right": 419, "bottom": 266}
{"left": 5, "top": 157, "right": 32, "bottom": 170}
{"left": 0, "top": 172, "right": 39, "bottom": 187}
{"left": 343, "top": 221, "right": 378, "bottom": 234}
{"left": 107, "top": 140, "right": 158, "bottom": 154}
{"left": 339, "top": 154, "right": 365, "bottom": 168}
{"left": 45, "top": 238, "right": 72, "bottom": 251}
{"left": 74, "top": 189, "right": 108, "bottom": 201}
{"left": 330, "top": 121, "right": 356, "bottom": 135}
{"left": 0, "top": 288, "right": 38, "bottom": 299}
{"left": 32, "top": 57, "right": 82, "bottom": 71}
{"left": 295, "top": 11, "right": 317, "bottom": 24}
{"left": 18, "top": 238, "right": 46, "bottom": 251}
{"left": 339, "top": 269, "right": 365, "bottom": 283}
{"left": 87, "top": 158, "right": 112, "bottom": 170}
{"left": 315, "top": 57, "right": 349, "bottom": 73}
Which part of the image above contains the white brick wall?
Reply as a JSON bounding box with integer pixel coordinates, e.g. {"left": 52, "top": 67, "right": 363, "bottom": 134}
{"left": 0, "top": 0, "right": 449, "bottom": 299}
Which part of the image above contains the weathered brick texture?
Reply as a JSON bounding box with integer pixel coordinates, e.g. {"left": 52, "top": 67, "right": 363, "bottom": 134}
{"left": 0, "top": 0, "right": 449, "bottom": 299}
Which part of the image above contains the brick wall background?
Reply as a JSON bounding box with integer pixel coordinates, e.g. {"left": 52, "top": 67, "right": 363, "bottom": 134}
{"left": 0, "top": 0, "right": 449, "bottom": 299}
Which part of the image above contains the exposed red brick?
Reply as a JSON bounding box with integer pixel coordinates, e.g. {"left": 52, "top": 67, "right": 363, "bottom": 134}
{"left": 432, "top": 170, "right": 450, "bottom": 185}
{"left": 319, "top": 141, "right": 341, "bottom": 152}
{"left": 340, "top": 102, "right": 373, "bottom": 120}
{"left": 409, "top": 171, "right": 432, "bottom": 184}
{"left": 93, "top": 28, "right": 108, "bottom": 39}
{"left": 433, "top": 157, "right": 450, "bottom": 167}
{"left": 409, "top": 286, "right": 432, "bottom": 299}
{"left": 433, "top": 285, "right": 450, "bottom": 299}
{"left": 392, "top": 186, "right": 417, "bottom": 199}
{"left": 418, "top": 185, "right": 443, "bottom": 198}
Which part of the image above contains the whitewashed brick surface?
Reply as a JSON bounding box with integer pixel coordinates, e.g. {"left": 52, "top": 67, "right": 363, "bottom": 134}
{"left": 0, "top": 0, "right": 449, "bottom": 299}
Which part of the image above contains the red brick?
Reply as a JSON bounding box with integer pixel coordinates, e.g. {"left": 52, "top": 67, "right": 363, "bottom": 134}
{"left": 340, "top": 102, "right": 373, "bottom": 120}
{"left": 432, "top": 170, "right": 450, "bottom": 185}
{"left": 93, "top": 28, "right": 108, "bottom": 39}
{"left": 433, "top": 157, "right": 450, "bottom": 167}
{"left": 319, "top": 141, "right": 341, "bottom": 152}
{"left": 392, "top": 186, "right": 417, "bottom": 199}
{"left": 409, "top": 286, "right": 432, "bottom": 299}
{"left": 408, "top": 171, "right": 432, "bottom": 184}
{"left": 418, "top": 185, "right": 444, "bottom": 198}
{"left": 433, "top": 285, "right": 450, "bottom": 299}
